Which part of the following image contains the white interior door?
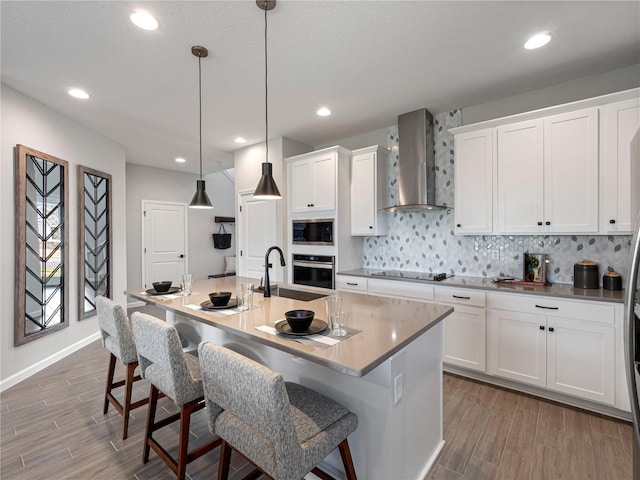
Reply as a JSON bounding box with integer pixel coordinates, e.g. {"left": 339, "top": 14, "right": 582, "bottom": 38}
{"left": 238, "top": 190, "right": 279, "bottom": 283}
{"left": 142, "top": 200, "right": 187, "bottom": 288}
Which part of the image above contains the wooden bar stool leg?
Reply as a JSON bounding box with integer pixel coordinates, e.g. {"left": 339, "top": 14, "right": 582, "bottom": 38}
{"left": 338, "top": 439, "right": 357, "bottom": 480}
{"left": 177, "top": 401, "right": 196, "bottom": 480}
{"left": 121, "top": 362, "right": 136, "bottom": 440}
{"left": 217, "top": 440, "right": 232, "bottom": 480}
{"left": 103, "top": 353, "right": 117, "bottom": 414}
{"left": 143, "top": 385, "right": 159, "bottom": 463}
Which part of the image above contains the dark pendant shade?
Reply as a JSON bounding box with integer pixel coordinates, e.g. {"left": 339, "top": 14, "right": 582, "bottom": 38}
{"left": 190, "top": 179, "right": 213, "bottom": 208}
{"left": 253, "top": 162, "right": 281, "bottom": 199}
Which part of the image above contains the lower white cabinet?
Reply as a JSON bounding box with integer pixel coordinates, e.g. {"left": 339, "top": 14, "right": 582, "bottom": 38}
{"left": 437, "top": 287, "right": 486, "bottom": 372}
{"left": 335, "top": 275, "right": 368, "bottom": 293}
{"left": 487, "top": 294, "right": 616, "bottom": 405}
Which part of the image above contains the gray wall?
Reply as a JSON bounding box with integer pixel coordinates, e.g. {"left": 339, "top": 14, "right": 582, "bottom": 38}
{"left": 125, "top": 163, "right": 235, "bottom": 290}
{"left": 1, "top": 84, "right": 127, "bottom": 384}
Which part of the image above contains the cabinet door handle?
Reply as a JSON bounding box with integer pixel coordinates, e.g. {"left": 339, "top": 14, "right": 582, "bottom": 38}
{"left": 548, "top": 327, "right": 555, "bottom": 332}
{"left": 346, "top": 282, "right": 359, "bottom": 286}
{"left": 452, "top": 295, "right": 471, "bottom": 300}
{"left": 456, "top": 223, "right": 462, "bottom": 227}
{"left": 610, "top": 219, "right": 616, "bottom": 224}
{"left": 539, "top": 325, "right": 545, "bottom": 330}
{"left": 537, "top": 221, "right": 543, "bottom": 226}
{"left": 545, "top": 221, "right": 551, "bottom": 226}
{"left": 369, "top": 226, "right": 373, "bottom": 229}
{"left": 535, "top": 304, "right": 559, "bottom": 310}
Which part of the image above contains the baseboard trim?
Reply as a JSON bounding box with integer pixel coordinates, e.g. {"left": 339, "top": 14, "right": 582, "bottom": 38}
{"left": 0, "top": 332, "right": 101, "bottom": 392}
{"left": 127, "top": 300, "right": 145, "bottom": 308}
{"left": 419, "top": 440, "right": 446, "bottom": 480}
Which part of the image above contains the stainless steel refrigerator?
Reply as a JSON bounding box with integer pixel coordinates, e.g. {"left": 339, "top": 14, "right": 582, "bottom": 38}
{"left": 623, "top": 128, "right": 640, "bottom": 480}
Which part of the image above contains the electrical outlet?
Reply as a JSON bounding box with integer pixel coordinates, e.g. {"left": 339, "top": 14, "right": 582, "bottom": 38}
{"left": 394, "top": 373, "right": 403, "bottom": 404}
{"left": 491, "top": 249, "right": 500, "bottom": 260}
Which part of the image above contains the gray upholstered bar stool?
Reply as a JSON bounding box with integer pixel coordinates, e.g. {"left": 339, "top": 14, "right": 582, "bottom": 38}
{"left": 198, "top": 341, "right": 359, "bottom": 480}
{"left": 96, "top": 296, "right": 149, "bottom": 440}
{"left": 131, "top": 312, "right": 220, "bottom": 480}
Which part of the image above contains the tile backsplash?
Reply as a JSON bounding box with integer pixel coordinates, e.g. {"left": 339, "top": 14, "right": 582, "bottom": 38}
{"left": 363, "top": 111, "right": 632, "bottom": 286}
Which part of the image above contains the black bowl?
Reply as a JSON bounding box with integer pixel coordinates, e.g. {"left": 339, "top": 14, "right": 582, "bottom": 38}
{"left": 209, "top": 291, "right": 232, "bottom": 306}
{"left": 152, "top": 281, "right": 172, "bottom": 293}
{"left": 285, "top": 309, "right": 315, "bottom": 332}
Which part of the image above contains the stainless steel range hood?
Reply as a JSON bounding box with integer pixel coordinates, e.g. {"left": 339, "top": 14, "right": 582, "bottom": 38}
{"left": 386, "top": 108, "right": 449, "bottom": 211}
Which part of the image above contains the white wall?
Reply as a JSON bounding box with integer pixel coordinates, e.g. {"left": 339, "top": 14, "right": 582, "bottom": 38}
{"left": 125, "top": 163, "right": 235, "bottom": 289}
{"left": 1, "top": 84, "right": 127, "bottom": 386}
{"left": 233, "top": 136, "right": 311, "bottom": 275}
{"left": 462, "top": 64, "right": 640, "bottom": 125}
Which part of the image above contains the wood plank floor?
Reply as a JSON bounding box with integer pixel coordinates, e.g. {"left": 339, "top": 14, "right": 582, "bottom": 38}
{"left": 1, "top": 305, "right": 634, "bottom": 479}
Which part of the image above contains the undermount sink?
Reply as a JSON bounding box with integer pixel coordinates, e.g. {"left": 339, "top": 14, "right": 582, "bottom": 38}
{"left": 256, "top": 285, "right": 328, "bottom": 302}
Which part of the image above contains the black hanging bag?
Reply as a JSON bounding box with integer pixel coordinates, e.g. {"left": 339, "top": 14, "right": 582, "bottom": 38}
{"left": 212, "top": 224, "right": 232, "bottom": 249}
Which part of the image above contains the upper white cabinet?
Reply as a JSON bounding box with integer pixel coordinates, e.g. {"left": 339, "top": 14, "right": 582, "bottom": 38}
{"left": 454, "top": 129, "right": 494, "bottom": 234}
{"left": 351, "top": 146, "right": 389, "bottom": 236}
{"left": 601, "top": 97, "right": 640, "bottom": 233}
{"left": 288, "top": 150, "right": 338, "bottom": 213}
{"left": 543, "top": 108, "right": 599, "bottom": 233}
{"left": 496, "top": 108, "right": 599, "bottom": 234}
{"left": 453, "top": 89, "right": 640, "bottom": 235}
{"left": 496, "top": 119, "right": 544, "bottom": 233}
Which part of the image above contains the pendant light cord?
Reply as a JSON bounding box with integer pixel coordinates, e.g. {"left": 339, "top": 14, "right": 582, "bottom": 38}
{"left": 264, "top": 4, "right": 269, "bottom": 165}
{"left": 198, "top": 54, "right": 203, "bottom": 180}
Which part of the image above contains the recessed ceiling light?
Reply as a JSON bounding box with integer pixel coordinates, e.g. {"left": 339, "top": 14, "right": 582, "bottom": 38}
{"left": 130, "top": 9, "right": 158, "bottom": 31}
{"left": 317, "top": 107, "right": 332, "bottom": 117}
{"left": 524, "top": 32, "right": 551, "bottom": 50}
{"left": 234, "top": 137, "right": 247, "bottom": 144}
{"left": 175, "top": 157, "right": 186, "bottom": 163}
{"left": 68, "top": 88, "right": 90, "bottom": 99}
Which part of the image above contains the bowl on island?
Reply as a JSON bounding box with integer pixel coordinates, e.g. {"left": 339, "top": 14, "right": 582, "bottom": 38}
{"left": 284, "top": 309, "right": 315, "bottom": 332}
{"left": 152, "top": 281, "right": 172, "bottom": 293}
{"left": 209, "top": 291, "right": 232, "bottom": 306}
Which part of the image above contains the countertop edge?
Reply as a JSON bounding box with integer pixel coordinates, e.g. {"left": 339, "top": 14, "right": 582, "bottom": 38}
{"left": 337, "top": 269, "right": 625, "bottom": 304}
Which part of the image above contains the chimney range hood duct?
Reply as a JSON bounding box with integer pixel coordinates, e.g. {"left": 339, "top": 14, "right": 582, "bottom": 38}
{"left": 386, "top": 108, "right": 449, "bottom": 211}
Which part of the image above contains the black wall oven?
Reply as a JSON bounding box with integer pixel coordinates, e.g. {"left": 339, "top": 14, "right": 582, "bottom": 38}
{"left": 292, "top": 219, "right": 334, "bottom": 246}
{"left": 291, "top": 254, "right": 335, "bottom": 290}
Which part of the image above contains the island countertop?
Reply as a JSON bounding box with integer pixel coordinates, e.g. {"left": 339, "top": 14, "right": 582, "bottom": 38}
{"left": 126, "top": 276, "right": 453, "bottom": 377}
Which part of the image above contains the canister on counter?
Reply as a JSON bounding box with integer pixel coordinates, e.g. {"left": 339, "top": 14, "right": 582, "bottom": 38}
{"left": 603, "top": 270, "right": 623, "bottom": 290}
{"left": 574, "top": 261, "right": 599, "bottom": 289}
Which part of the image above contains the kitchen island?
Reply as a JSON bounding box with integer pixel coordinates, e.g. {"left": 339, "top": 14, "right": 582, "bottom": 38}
{"left": 127, "top": 276, "right": 453, "bottom": 480}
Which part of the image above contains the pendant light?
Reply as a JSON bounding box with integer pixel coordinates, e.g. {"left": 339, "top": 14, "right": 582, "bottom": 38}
{"left": 253, "top": 0, "right": 281, "bottom": 199}
{"left": 189, "top": 45, "right": 213, "bottom": 209}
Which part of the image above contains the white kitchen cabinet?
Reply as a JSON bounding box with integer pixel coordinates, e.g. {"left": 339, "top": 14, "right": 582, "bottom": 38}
{"left": 367, "top": 278, "right": 434, "bottom": 302}
{"left": 351, "top": 146, "right": 389, "bottom": 236}
{"left": 453, "top": 129, "right": 494, "bottom": 234}
{"left": 335, "top": 274, "right": 368, "bottom": 293}
{"left": 487, "top": 293, "right": 615, "bottom": 405}
{"left": 437, "top": 287, "right": 487, "bottom": 372}
{"left": 497, "top": 108, "right": 599, "bottom": 234}
{"left": 288, "top": 150, "right": 337, "bottom": 213}
{"left": 487, "top": 307, "right": 547, "bottom": 387}
{"left": 601, "top": 97, "right": 640, "bottom": 233}
{"left": 543, "top": 108, "right": 599, "bottom": 233}
{"left": 496, "top": 119, "right": 544, "bottom": 234}
{"left": 546, "top": 316, "right": 614, "bottom": 404}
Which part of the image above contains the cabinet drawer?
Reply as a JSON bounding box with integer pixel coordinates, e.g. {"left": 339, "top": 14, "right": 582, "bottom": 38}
{"left": 487, "top": 292, "right": 614, "bottom": 325}
{"left": 368, "top": 279, "right": 434, "bottom": 301}
{"left": 436, "top": 287, "right": 486, "bottom": 307}
{"left": 336, "top": 275, "right": 368, "bottom": 292}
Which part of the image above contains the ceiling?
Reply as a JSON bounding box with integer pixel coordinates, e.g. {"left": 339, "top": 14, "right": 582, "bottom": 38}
{"left": 2, "top": 1, "right": 639, "bottom": 175}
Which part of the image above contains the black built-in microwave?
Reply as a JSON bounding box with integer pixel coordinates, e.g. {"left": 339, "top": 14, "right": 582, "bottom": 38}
{"left": 292, "top": 219, "right": 334, "bottom": 245}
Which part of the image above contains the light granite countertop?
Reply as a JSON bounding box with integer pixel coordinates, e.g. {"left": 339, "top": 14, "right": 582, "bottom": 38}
{"left": 338, "top": 268, "right": 625, "bottom": 304}
{"left": 127, "top": 276, "right": 453, "bottom": 377}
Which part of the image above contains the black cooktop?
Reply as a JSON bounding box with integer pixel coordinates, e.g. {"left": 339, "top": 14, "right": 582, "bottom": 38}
{"left": 371, "top": 270, "right": 452, "bottom": 281}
